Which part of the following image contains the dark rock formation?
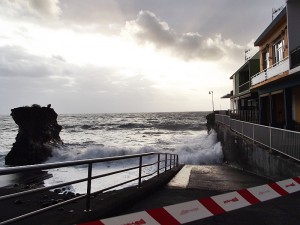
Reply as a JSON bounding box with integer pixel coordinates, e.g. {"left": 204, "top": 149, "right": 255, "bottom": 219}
{"left": 5, "top": 104, "right": 63, "bottom": 166}
{"left": 206, "top": 112, "right": 215, "bottom": 133}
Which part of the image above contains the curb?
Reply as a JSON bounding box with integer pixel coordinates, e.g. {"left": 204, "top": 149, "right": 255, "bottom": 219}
{"left": 78, "top": 176, "right": 300, "bottom": 225}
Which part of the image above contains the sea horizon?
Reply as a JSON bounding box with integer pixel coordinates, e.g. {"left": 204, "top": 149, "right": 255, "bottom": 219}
{"left": 0, "top": 109, "right": 213, "bottom": 117}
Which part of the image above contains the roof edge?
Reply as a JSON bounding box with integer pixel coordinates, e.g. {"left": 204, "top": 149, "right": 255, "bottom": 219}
{"left": 254, "top": 7, "right": 286, "bottom": 46}
{"left": 229, "top": 51, "right": 260, "bottom": 79}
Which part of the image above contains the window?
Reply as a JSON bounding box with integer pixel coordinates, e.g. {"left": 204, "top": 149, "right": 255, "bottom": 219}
{"left": 263, "top": 51, "right": 269, "bottom": 69}
{"left": 273, "top": 39, "right": 284, "bottom": 65}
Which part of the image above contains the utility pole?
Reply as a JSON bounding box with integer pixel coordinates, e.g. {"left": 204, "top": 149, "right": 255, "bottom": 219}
{"left": 209, "top": 91, "right": 214, "bottom": 112}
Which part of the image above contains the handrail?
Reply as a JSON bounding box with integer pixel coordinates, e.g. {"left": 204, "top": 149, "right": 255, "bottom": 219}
{"left": 0, "top": 152, "right": 179, "bottom": 225}
{"left": 0, "top": 152, "right": 155, "bottom": 175}
{"left": 215, "top": 114, "right": 300, "bottom": 162}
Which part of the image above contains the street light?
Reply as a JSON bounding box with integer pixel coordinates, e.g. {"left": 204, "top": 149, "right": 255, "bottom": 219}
{"left": 209, "top": 91, "right": 214, "bottom": 112}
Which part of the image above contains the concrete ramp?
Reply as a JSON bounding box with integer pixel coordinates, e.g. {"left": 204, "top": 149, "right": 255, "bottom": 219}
{"left": 124, "top": 165, "right": 271, "bottom": 212}
{"left": 168, "top": 165, "right": 271, "bottom": 191}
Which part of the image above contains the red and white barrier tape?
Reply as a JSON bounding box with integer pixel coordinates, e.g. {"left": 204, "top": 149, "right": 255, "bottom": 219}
{"left": 78, "top": 176, "right": 300, "bottom": 225}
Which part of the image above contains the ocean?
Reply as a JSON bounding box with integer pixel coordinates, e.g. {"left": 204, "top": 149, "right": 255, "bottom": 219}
{"left": 0, "top": 112, "right": 223, "bottom": 193}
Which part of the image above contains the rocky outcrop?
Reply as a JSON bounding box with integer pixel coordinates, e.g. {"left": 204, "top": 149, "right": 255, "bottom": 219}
{"left": 206, "top": 113, "right": 215, "bottom": 133}
{"left": 5, "top": 104, "right": 63, "bottom": 166}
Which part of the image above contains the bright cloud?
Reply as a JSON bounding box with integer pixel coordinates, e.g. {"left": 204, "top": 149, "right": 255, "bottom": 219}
{"left": 0, "top": 0, "right": 286, "bottom": 114}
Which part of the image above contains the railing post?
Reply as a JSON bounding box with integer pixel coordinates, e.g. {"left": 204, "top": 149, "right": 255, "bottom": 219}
{"left": 270, "top": 126, "right": 272, "bottom": 151}
{"left": 242, "top": 121, "right": 244, "bottom": 137}
{"left": 138, "top": 156, "right": 142, "bottom": 188}
{"left": 176, "top": 155, "right": 179, "bottom": 166}
{"left": 173, "top": 155, "right": 175, "bottom": 168}
{"left": 174, "top": 155, "right": 176, "bottom": 167}
{"left": 253, "top": 123, "right": 255, "bottom": 144}
{"left": 85, "top": 163, "right": 93, "bottom": 212}
{"left": 165, "top": 153, "right": 167, "bottom": 172}
{"left": 169, "top": 155, "right": 172, "bottom": 170}
{"left": 157, "top": 154, "right": 160, "bottom": 177}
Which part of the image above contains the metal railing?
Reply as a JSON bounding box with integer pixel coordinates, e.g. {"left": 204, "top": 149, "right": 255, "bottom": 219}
{"left": 239, "top": 81, "right": 250, "bottom": 93}
{"left": 0, "top": 152, "right": 179, "bottom": 225}
{"left": 215, "top": 114, "right": 300, "bottom": 162}
{"left": 230, "top": 110, "right": 258, "bottom": 123}
{"left": 251, "top": 57, "right": 289, "bottom": 86}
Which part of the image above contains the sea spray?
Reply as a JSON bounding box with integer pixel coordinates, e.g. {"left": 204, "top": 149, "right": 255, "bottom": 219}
{"left": 175, "top": 130, "right": 223, "bottom": 165}
{"left": 47, "top": 130, "right": 222, "bottom": 165}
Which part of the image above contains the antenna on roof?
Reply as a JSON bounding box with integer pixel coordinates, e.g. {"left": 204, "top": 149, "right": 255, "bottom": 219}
{"left": 245, "top": 48, "right": 251, "bottom": 62}
{"left": 272, "top": 5, "right": 284, "bottom": 20}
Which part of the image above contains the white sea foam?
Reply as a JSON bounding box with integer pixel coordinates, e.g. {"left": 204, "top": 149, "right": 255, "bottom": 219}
{"left": 47, "top": 130, "right": 222, "bottom": 165}
{"left": 175, "top": 130, "right": 223, "bottom": 165}
{"left": 44, "top": 129, "right": 223, "bottom": 193}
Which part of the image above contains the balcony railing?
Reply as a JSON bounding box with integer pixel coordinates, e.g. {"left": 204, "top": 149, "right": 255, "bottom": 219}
{"left": 251, "top": 57, "right": 289, "bottom": 86}
{"left": 230, "top": 109, "right": 258, "bottom": 124}
{"left": 239, "top": 81, "right": 250, "bottom": 93}
{"left": 215, "top": 114, "right": 300, "bottom": 162}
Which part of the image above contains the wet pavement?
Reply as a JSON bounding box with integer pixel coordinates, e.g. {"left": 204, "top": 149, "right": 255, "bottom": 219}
{"left": 120, "top": 165, "right": 300, "bottom": 225}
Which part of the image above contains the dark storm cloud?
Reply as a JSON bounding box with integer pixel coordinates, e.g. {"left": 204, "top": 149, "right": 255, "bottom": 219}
{"left": 124, "top": 0, "right": 285, "bottom": 45}
{"left": 124, "top": 11, "right": 242, "bottom": 61}
{"left": 57, "top": 0, "right": 285, "bottom": 43}
{"left": 132, "top": 10, "right": 176, "bottom": 46}
{"left": 3, "top": 0, "right": 285, "bottom": 44}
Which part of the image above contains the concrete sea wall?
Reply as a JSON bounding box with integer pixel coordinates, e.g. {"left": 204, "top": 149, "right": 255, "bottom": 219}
{"left": 215, "top": 122, "right": 300, "bottom": 180}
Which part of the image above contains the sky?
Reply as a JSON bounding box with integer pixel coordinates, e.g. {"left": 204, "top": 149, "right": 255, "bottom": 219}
{"left": 0, "top": 0, "right": 286, "bottom": 114}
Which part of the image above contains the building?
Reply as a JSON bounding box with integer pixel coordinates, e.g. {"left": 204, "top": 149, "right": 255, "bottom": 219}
{"left": 215, "top": 0, "right": 300, "bottom": 180}
{"left": 229, "top": 0, "right": 300, "bottom": 131}
{"left": 230, "top": 52, "right": 260, "bottom": 123}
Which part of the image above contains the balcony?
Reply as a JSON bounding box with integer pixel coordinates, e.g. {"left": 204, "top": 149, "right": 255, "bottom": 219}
{"left": 251, "top": 57, "right": 289, "bottom": 86}
{"left": 239, "top": 81, "right": 250, "bottom": 93}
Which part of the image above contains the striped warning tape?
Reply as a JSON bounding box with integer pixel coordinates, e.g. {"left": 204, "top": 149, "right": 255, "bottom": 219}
{"left": 78, "top": 176, "right": 300, "bottom": 225}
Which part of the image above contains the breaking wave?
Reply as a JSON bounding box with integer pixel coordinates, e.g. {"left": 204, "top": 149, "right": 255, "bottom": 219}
{"left": 47, "top": 130, "right": 222, "bottom": 165}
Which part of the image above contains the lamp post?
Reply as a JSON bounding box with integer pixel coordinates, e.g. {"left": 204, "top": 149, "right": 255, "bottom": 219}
{"left": 209, "top": 91, "right": 214, "bottom": 112}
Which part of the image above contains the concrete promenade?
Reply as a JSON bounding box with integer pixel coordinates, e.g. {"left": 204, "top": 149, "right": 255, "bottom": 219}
{"left": 121, "top": 165, "right": 300, "bottom": 225}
